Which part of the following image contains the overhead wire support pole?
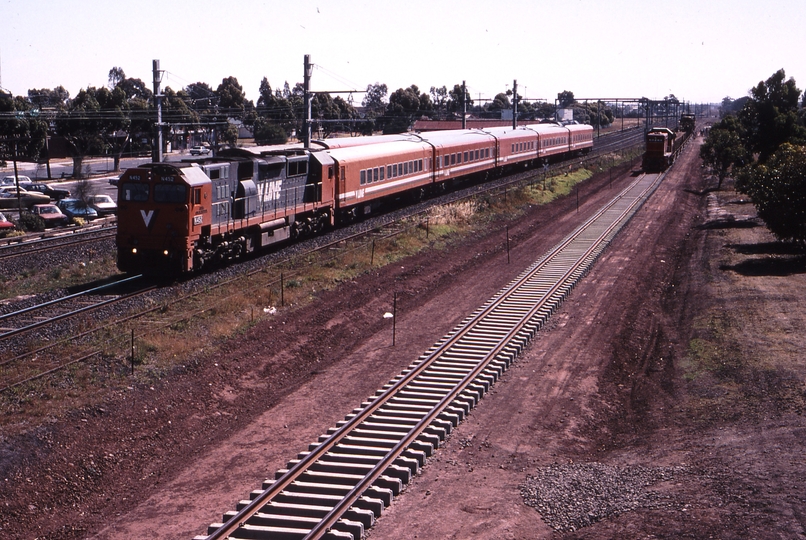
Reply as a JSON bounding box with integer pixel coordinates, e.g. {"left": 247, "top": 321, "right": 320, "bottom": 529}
{"left": 512, "top": 79, "right": 518, "bottom": 129}
{"left": 152, "top": 59, "right": 164, "bottom": 163}
{"left": 462, "top": 80, "right": 467, "bottom": 130}
{"left": 303, "top": 54, "right": 313, "bottom": 149}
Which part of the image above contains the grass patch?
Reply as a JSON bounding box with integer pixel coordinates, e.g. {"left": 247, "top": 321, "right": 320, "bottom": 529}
{"left": 1, "top": 253, "right": 121, "bottom": 301}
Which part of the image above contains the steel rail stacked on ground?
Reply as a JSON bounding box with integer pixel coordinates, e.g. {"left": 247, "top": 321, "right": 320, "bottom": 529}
{"left": 196, "top": 172, "right": 665, "bottom": 540}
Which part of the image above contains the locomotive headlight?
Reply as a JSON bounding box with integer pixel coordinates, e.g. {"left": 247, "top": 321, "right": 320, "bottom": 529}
{"left": 132, "top": 248, "right": 137, "bottom": 254}
{"left": 163, "top": 250, "right": 169, "bottom": 256}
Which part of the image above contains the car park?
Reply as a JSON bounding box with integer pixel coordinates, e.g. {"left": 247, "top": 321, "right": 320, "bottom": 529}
{"left": 0, "top": 186, "right": 51, "bottom": 209}
{"left": 0, "top": 212, "right": 15, "bottom": 235}
{"left": 20, "top": 182, "right": 71, "bottom": 200}
{"left": 88, "top": 194, "right": 117, "bottom": 216}
{"left": 190, "top": 145, "right": 211, "bottom": 155}
{"left": 31, "top": 204, "right": 69, "bottom": 227}
{"left": 1, "top": 174, "right": 32, "bottom": 186}
{"left": 56, "top": 198, "right": 99, "bottom": 220}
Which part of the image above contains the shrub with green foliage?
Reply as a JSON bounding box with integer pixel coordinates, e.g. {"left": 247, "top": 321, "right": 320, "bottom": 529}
{"left": 738, "top": 143, "right": 806, "bottom": 243}
{"left": 17, "top": 212, "right": 45, "bottom": 232}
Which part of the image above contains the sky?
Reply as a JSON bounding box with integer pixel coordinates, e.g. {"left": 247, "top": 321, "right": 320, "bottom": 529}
{"left": 1, "top": 0, "right": 804, "bottom": 108}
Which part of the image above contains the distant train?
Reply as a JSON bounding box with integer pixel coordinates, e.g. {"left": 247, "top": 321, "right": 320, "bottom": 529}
{"left": 641, "top": 113, "right": 697, "bottom": 172}
{"left": 115, "top": 122, "right": 594, "bottom": 275}
{"left": 642, "top": 127, "right": 677, "bottom": 172}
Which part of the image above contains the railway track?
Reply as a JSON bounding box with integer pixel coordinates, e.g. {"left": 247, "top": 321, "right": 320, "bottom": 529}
{"left": 0, "top": 274, "right": 154, "bottom": 392}
{"left": 196, "top": 170, "right": 665, "bottom": 540}
{"left": 0, "top": 225, "right": 116, "bottom": 260}
{"left": 0, "top": 274, "right": 146, "bottom": 341}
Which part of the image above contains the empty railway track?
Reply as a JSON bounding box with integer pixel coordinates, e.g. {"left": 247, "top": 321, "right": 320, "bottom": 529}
{"left": 195, "top": 170, "right": 666, "bottom": 540}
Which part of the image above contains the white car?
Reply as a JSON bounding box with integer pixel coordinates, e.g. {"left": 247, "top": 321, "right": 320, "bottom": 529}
{"left": 189, "top": 145, "right": 210, "bottom": 156}
{"left": 88, "top": 194, "right": 118, "bottom": 216}
{"left": 1, "top": 175, "right": 32, "bottom": 186}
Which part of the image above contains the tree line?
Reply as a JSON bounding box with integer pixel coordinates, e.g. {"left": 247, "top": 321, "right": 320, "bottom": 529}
{"left": 700, "top": 69, "right": 806, "bottom": 243}
{"left": 1, "top": 65, "right": 628, "bottom": 177}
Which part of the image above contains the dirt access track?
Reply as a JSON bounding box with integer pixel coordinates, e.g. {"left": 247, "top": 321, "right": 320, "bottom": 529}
{"left": 2, "top": 136, "right": 805, "bottom": 539}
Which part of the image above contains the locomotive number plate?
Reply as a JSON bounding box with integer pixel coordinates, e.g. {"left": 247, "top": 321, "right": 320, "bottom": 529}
{"left": 193, "top": 215, "right": 203, "bottom": 225}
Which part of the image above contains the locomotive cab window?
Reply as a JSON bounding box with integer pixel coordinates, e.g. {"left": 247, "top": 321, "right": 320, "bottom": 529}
{"left": 154, "top": 184, "right": 187, "bottom": 203}
{"left": 122, "top": 182, "right": 149, "bottom": 202}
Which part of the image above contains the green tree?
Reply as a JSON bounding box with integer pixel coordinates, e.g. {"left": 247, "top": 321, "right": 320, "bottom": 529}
{"left": 216, "top": 76, "right": 247, "bottom": 115}
{"left": 446, "top": 84, "right": 472, "bottom": 118}
{"left": 252, "top": 117, "right": 288, "bottom": 145}
{"left": 362, "top": 83, "right": 388, "bottom": 132}
{"left": 700, "top": 115, "right": 749, "bottom": 190}
{"left": 383, "top": 85, "right": 430, "bottom": 134}
{"left": 53, "top": 87, "right": 110, "bottom": 177}
{"left": 738, "top": 69, "right": 806, "bottom": 163}
{"left": 0, "top": 92, "right": 48, "bottom": 166}
{"left": 256, "top": 78, "right": 295, "bottom": 135}
{"left": 488, "top": 92, "right": 511, "bottom": 112}
{"left": 430, "top": 86, "right": 448, "bottom": 120}
{"left": 738, "top": 143, "right": 806, "bottom": 243}
{"left": 557, "top": 90, "right": 575, "bottom": 108}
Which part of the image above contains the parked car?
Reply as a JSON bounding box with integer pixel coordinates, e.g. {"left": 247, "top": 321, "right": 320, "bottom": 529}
{"left": 88, "top": 194, "right": 117, "bottom": 216}
{"left": 1, "top": 174, "right": 32, "bottom": 186}
{"left": 20, "top": 182, "right": 71, "bottom": 200}
{"left": 0, "top": 212, "right": 15, "bottom": 235}
{"left": 189, "top": 145, "right": 210, "bottom": 155}
{"left": 0, "top": 186, "right": 51, "bottom": 209}
{"left": 109, "top": 176, "right": 120, "bottom": 186}
{"left": 31, "top": 204, "right": 70, "bottom": 227}
{"left": 56, "top": 199, "right": 99, "bottom": 220}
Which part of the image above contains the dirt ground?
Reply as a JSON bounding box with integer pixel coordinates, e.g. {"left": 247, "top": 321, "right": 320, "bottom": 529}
{"left": 2, "top": 136, "right": 805, "bottom": 539}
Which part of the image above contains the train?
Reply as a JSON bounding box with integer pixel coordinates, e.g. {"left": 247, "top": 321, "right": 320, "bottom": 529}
{"left": 641, "top": 113, "right": 698, "bottom": 173}
{"left": 641, "top": 127, "right": 677, "bottom": 172}
{"left": 115, "top": 122, "right": 594, "bottom": 275}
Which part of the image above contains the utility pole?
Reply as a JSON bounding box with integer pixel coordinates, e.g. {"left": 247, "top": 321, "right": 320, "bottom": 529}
{"left": 512, "top": 79, "right": 518, "bottom": 129}
{"left": 152, "top": 60, "right": 164, "bottom": 163}
{"left": 303, "top": 54, "right": 313, "bottom": 148}
{"left": 462, "top": 80, "right": 467, "bottom": 129}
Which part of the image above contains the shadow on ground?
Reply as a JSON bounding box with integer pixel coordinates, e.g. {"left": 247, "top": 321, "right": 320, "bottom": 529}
{"left": 721, "top": 251, "right": 806, "bottom": 277}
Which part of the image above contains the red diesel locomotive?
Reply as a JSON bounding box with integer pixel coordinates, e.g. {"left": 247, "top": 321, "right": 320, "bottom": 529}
{"left": 115, "top": 122, "right": 593, "bottom": 275}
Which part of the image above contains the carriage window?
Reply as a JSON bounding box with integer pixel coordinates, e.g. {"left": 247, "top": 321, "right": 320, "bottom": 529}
{"left": 360, "top": 170, "right": 366, "bottom": 185}
{"left": 418, "top": 159, "right": 423, "bottom": 171}
{"left": 154, "top": 183, "right": 187, "bottom": 203}
{"left": 387, "top": 165, "right": 392, "bottom": 178}
{"left": 121, "top": 182, "right": 149, "bottom": 202}
{"left": 373, "top": 168, "right": 379, "bottom": 182}
{"left": 208, "top": 168, "right": 221, "bottom": 180}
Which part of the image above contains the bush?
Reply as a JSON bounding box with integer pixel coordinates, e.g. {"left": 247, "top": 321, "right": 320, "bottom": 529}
{"left": 17, "top": 212, "right": 45, "bottom": 232}
{"left": 740, "top": 143, "right": 806, "bottom": 243}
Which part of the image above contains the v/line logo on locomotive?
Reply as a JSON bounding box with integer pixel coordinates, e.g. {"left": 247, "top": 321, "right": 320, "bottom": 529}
{"left": 115, "top": 123, "right": 595, "bottom": 275}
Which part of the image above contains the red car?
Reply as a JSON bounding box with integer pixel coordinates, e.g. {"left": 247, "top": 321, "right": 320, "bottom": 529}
{"left": 0, "top": 211, "right": 16, "bottom": 235}
{"left": 32, "top": 204, "right": 70, "bottom": 227}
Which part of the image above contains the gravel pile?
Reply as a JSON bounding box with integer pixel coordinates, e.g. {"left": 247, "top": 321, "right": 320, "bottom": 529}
{"left": 520, "top": 462, "right": 688, "bottom": 532}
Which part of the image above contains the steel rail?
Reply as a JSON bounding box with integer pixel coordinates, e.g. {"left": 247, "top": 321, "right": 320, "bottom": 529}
{"left": 0, "top": 274, "right": 145, "bottom": 340}
{"left": 199, "top": 171, "right": 663, "bottom": 540}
